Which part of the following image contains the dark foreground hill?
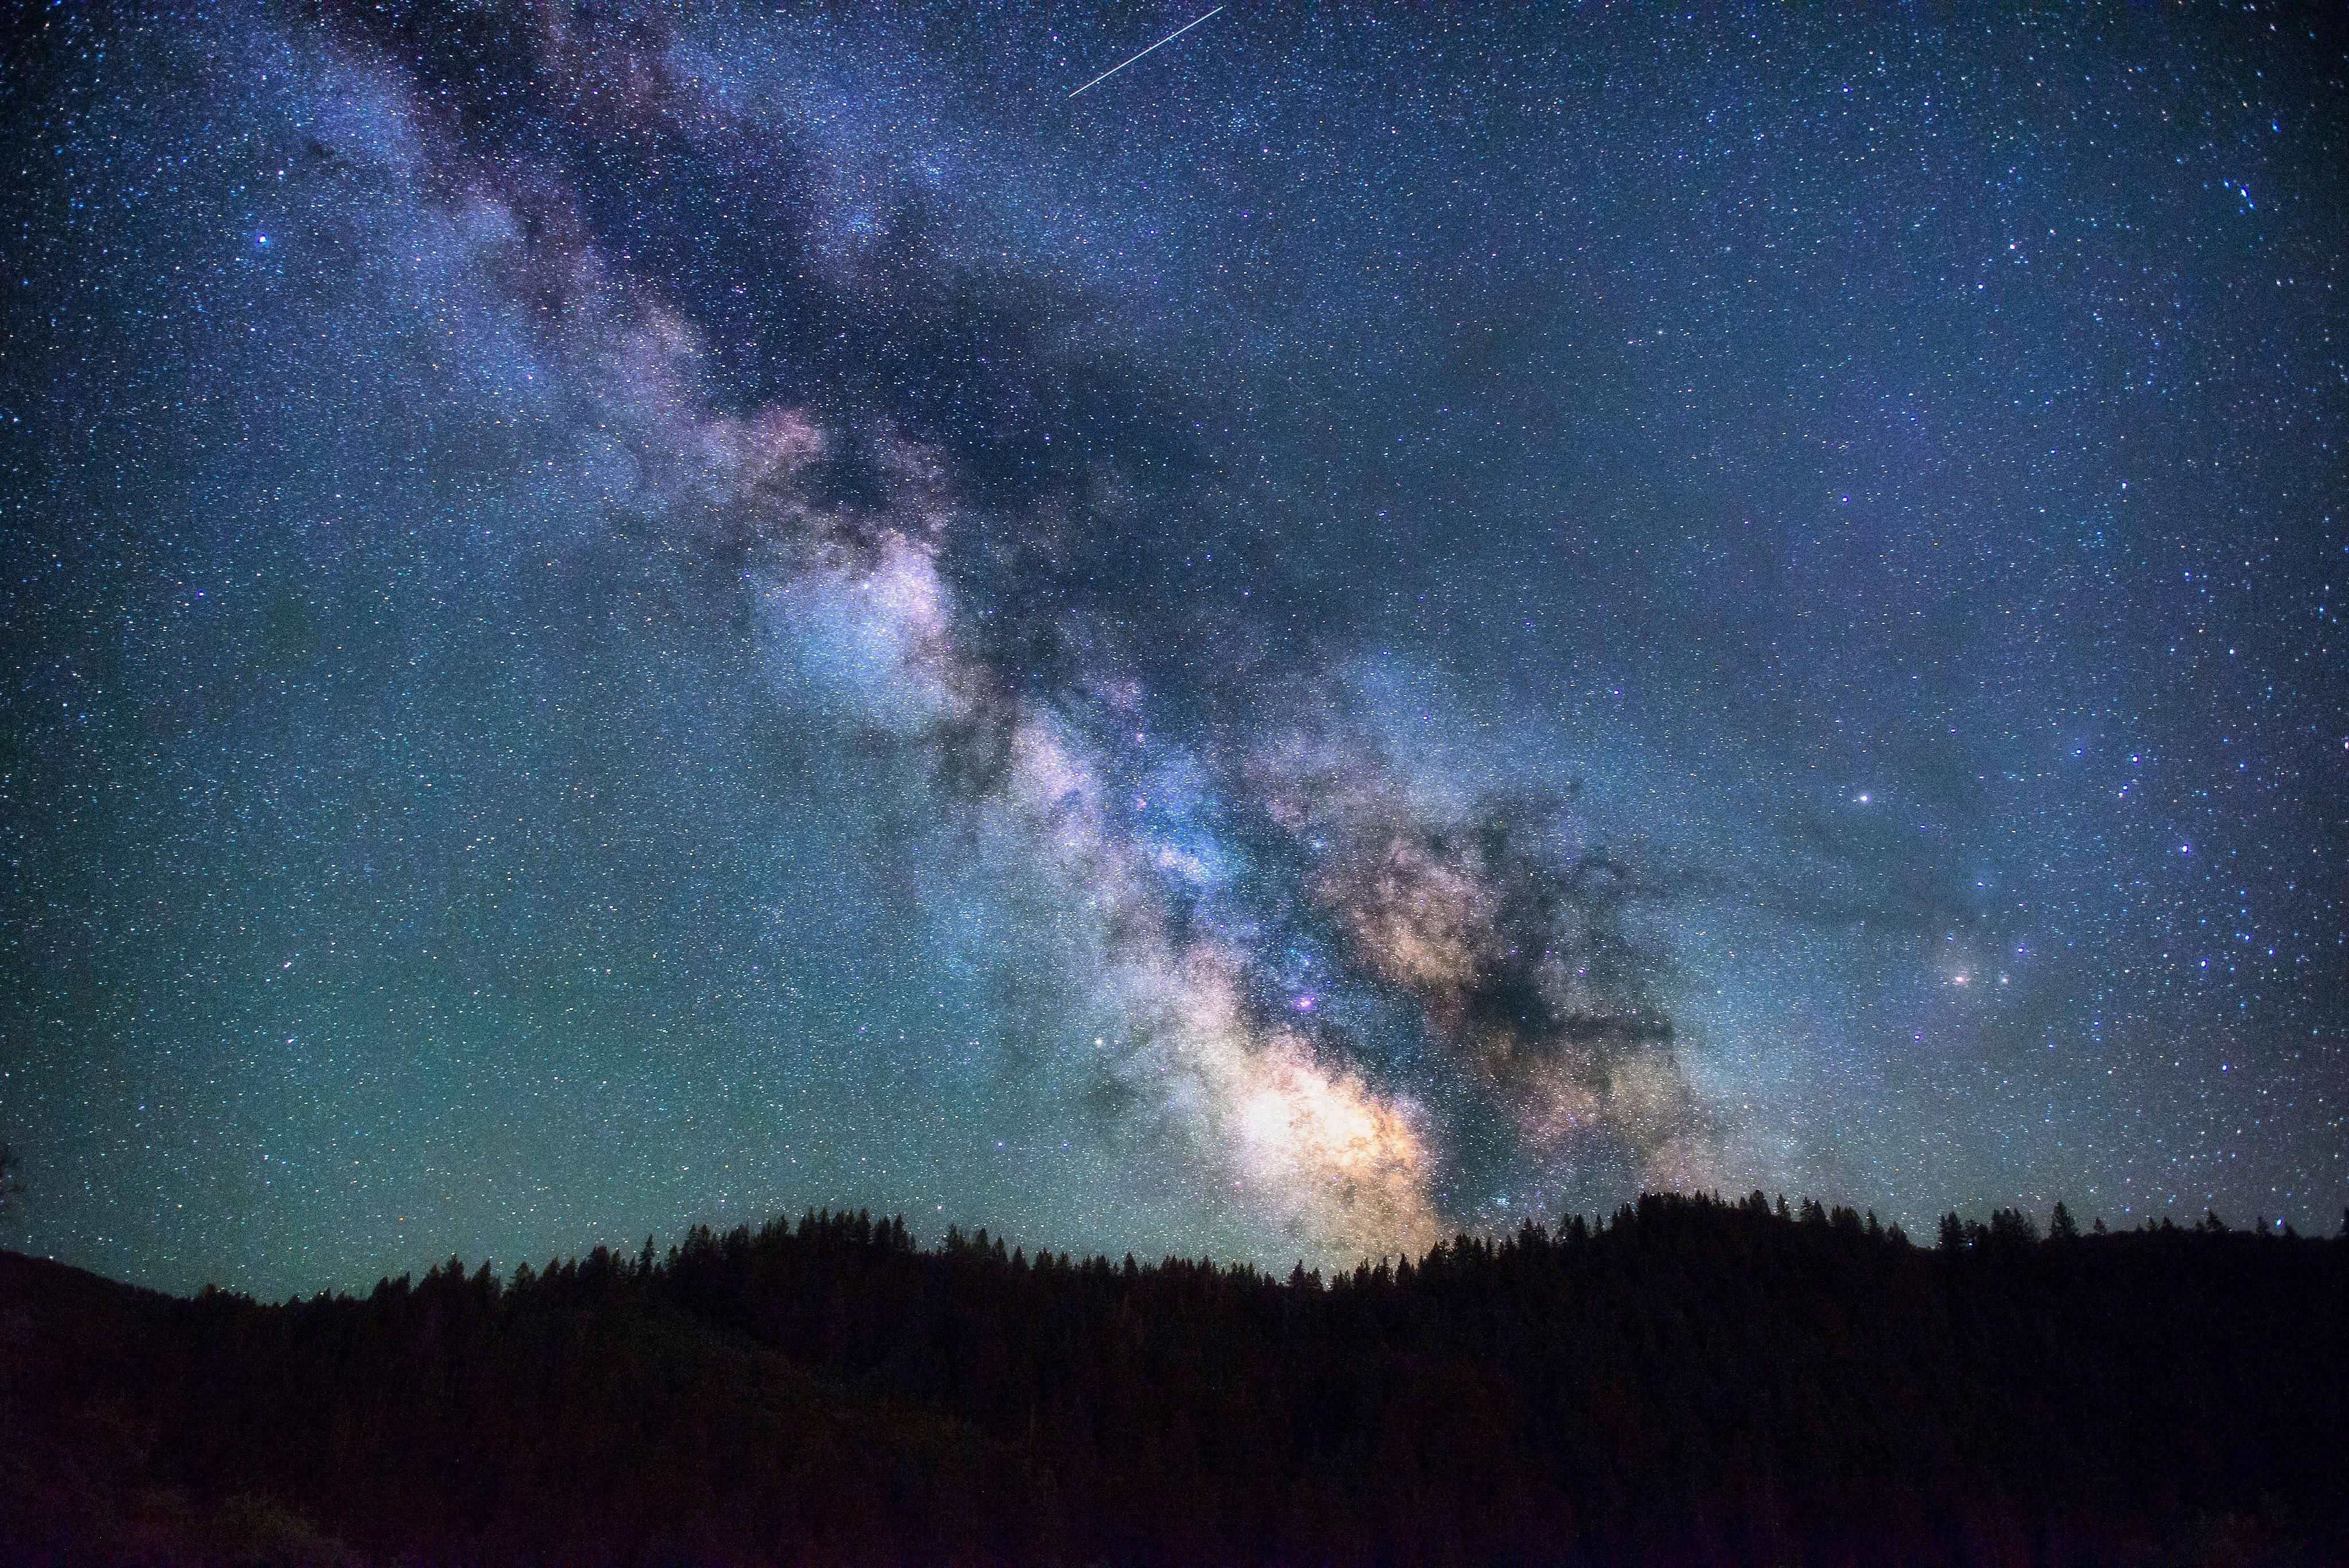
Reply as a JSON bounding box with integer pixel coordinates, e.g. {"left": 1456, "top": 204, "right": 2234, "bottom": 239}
{"left": 3, "top": 1193, "right": 2344, "bottom": 1567}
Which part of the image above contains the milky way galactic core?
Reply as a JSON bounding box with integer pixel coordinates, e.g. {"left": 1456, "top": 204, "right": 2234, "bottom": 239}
{"left": 3, "top": 4, "right": 2343, "bottom": 1294}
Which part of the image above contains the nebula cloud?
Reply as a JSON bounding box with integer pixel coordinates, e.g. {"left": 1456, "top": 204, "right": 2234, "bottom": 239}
{"left": 0, "top": 0, "right": 1755, "bottom": 1285}
{"left": 1246, "top": 709, "right": 1704, "bottom": 1191}
{"left": 283, "top": 1, "right": 1717, "bottom": 1254}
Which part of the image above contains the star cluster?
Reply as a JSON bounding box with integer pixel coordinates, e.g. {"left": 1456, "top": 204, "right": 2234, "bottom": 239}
{"left": 2, "top": 3, "right": 2343, "bottom": 1294}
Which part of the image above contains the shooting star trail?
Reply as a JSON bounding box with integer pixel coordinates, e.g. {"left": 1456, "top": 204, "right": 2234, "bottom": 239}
{"left": 1068, "top": 6, "right": 1225, "bottom": 99}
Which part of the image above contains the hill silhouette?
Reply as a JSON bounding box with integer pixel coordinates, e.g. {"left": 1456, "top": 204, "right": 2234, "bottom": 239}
{"left": 3, "top": 1191, "right": 2344, "bottom": 1566}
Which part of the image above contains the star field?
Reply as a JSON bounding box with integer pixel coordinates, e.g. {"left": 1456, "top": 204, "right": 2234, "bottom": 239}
{"left": 2, "top": 3, "right": 2343, "bottom": 1295}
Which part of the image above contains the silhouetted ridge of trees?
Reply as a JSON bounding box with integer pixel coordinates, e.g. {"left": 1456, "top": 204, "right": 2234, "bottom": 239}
{"left": 4, "top": 1191, "right": 2344, "bottom": 1565}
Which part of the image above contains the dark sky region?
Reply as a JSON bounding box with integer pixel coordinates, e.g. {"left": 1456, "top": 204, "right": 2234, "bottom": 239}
{"left": 2, "top": 2, "right": 2343, "bottom": 1297}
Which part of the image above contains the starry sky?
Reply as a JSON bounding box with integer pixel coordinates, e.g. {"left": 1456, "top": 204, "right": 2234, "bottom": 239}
{"left": 4, "top": 2, "right": 2344, "bottom": 1296}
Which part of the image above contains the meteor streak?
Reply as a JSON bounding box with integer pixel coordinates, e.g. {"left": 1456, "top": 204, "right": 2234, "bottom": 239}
{"left": 1068, "top": 7, "right": 1224, "bottom": 99}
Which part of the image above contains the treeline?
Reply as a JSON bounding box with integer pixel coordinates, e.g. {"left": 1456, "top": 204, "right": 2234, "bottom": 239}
{"left": 4, "top": 1191, "right": 2345, "bottom": 1566}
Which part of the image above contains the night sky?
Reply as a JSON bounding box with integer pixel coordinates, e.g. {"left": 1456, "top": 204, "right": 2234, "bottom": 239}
{"left": 5, "top": 3, "right": 2344, "bottom": 1298}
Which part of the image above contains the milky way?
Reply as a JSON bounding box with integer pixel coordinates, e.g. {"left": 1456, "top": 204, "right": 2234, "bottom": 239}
{"left": 5, "top": 4, "right": 2344, "bottom": 1293}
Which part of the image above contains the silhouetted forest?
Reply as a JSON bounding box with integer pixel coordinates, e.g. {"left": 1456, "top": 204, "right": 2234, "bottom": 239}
{"left": 4, "top": 1192, "right": 2344, "bottom": 1566}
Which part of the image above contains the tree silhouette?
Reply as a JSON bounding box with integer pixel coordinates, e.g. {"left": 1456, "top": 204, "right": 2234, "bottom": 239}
{"left": 1, "top": 1190, "right": 2342, "bottom": 1564}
